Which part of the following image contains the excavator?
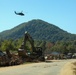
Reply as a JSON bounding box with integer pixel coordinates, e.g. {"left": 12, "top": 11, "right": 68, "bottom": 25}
{"left": 0, "top": 31, "right": 45, "bottom": 66}
{"left": 18, "top": 31, "right": 45, "bottom": 62}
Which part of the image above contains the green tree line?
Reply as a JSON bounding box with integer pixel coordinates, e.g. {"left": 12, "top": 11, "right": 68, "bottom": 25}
{"left": 0, "top": 38, "right": 76, "bottom": 54}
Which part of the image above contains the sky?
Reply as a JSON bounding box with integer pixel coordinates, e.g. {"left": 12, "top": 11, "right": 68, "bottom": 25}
{"left": 0, "top": 0, "right": 76, "bottom": 34}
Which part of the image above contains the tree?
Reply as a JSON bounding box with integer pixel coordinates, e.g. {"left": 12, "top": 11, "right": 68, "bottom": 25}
{"left": 1, "top": 40, "right": 14, "bottom": 51}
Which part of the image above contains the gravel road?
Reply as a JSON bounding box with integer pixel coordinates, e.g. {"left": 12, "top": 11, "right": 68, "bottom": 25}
{"left": 0, "top": 59, "right": 76, "bottom": 75}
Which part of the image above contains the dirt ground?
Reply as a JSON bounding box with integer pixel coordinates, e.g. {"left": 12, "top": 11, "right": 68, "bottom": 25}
{"left": 0, "top": 59, "right": 76, "bottom": 75}
{"left": 60, "top": 60, "right": 76, "bottom": 75}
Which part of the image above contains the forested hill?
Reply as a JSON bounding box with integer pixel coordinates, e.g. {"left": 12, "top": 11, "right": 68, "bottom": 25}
{"left": 0, "top": 19, "right": 76, "bottom": 42}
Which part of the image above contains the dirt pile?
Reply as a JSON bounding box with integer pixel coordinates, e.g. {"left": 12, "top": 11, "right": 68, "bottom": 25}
{"left": 60, "top": 61, "right": 76, "bottom": 75}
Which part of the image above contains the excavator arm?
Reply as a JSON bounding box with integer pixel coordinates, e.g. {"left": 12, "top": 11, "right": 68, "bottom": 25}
{"left": 24, "top": 31, "right": 36, "bottom": 52}
{"left": 19, "top": 31, "right": 35, "bottom": 52}
{"left": 18, "top": 31, "right": 36, "bottom": 57}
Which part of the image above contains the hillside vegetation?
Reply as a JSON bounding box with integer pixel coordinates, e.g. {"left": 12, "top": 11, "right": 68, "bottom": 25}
{"left": 0, "top": 20, "right": 76, "bottom": 54}
{"left": 0, "top": 19, "right": 76, "bottom": 42}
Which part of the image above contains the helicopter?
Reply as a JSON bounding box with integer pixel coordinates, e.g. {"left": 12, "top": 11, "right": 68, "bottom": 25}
{"left": 14, "top": 11, "right": 25, "bottom": 16}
